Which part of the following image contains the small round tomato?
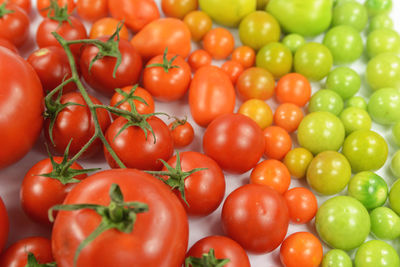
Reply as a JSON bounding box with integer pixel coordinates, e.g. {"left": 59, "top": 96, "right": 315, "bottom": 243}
{"left": 232, "top": 46, "right": 256, "bottom": 69}
{"left": 366, "top": 53, "right": 400, "bottom": 91}
{"left": 0, "top": 37, "right": 17, "bottom": 53}
{"left": 183, "top": 10, "right": 212, "bottom": 42}
{"left": 263, "top": 126, "right": 292, "bottom": 160}
{"left": 203, "top": 28, "right": 235, "bottom": 60}
{"left": 283, "top": 147, "right": 314, "bottom": 179}
{"left": 187, "top": 49, "right": 212, "bottom": 72}
{"left": 256, "top": 42, "right": 292, "bottom": 79}
{"left": 308, "top": 89, "right": 344, "bottom": 116}
{"left": 322, "top": 249, "right": 352, "bottom": 267}
{"left": 355, "top": 240, "right": 399, "bottom": 267}
{"left": 370, "top": 207, "right": 400, "bottom": 240}
{"left": 274, "top": 103, "right": 304, "bottom": 133}
{"left": 236, "top": 67, "right": 275, "bottom": 101}
{"left": 0, "top": 196, "right": 8, "bottom": 253}
{"left": 162, "top": 0, "right": 197, "bottom": 19}
{"left": 221, "top": 60, "right": 244, "bottom": 84}
{"left": 37, "top": 0, "right": 75, "bottom": 17}
{"left": 0, "top": 0, "right": 30, "bottom": 13}
{"left": 238, "top": 99, "right": 273, "bottom": 129}
{"left": 89, "top": 18, "right": 130, "bottom": 40}
{"left": 250, "top": 159, "right": 291, "bottom": 194}
{"left": 168, "top": 118, "right": 194, "bottom": 148}
{"left": 0, "top": 4, "right": 29, "bottom": 47}
{"left": 280, "top": 232, "right": 323, "bottom": 267}
{"left": 276, "top": 73, "right": 311, "bottom": 107}
{"left": 284, "top": 187, "right": 318, "bottom": 224}
{"left": 77, "top": 0, "right": 108, "bottom": 22}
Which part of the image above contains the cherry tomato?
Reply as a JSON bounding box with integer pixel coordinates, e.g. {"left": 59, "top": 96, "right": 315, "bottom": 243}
{"left": 89, "top": 18, "right": 130, "bottom": 40}
{"left": 203, "top": 28, "right": 235, "bottom": 60}
{"left": 263, "top": 126, "right": 292, "bottom": 160}
{"left": 0, "top": 0, "right": 30, "bottom": 13}
{"left": 187, "top": 49, "right": 212, "bottom": 72}
{"left": 0, "top": 37, "right": 17, "bottom": 53}
{"left": 274, "top": 103, "right": 304, "bottom": 133}
{"left": 283, "top": 147, "right": 314, "bottom": 179}
{"left": 232, "top": 46, "right": 256, "bottom": 69}
{"left": 276, "top": 73, "right": 312, "bottom": 107}
{"left": 37, "top": 0, "right": 75, "bottom": 17}
{"left": 183, "top": 10, "right": 212, "bottom": 42}
{"left": 238, "top": 99, "right": 273, "bottom": 129}
{"left": 0, "top": 196, "right": 8, "bottom": 253}
{"left": 0, "top": 4, "right": 29, "bottom": 47}
{"left": 284, "top": 187, "right": 318, "bottom": 224}
{"left": 77, "top": 0, "right": 108, "bottom": 22}
{"left": 236, "top": 67, "right": 275, "bottom": 101}
{"left": 168, "top": 118, "right": 195, "bottom": 148}
{"left": 221, "top": 60, "right": 244, "bottom": 84}
{"left": 256, "top": 42, "right": 293, "bottom": 79}
{"left": 250, "top": 159, "right": 291, "bottom": 194}
{"left": 162, "top": 0, "right": 197, "bottom": 19}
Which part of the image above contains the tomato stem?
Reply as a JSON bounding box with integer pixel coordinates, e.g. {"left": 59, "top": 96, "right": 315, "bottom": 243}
{"left": 0, "top": 3, "right": 14, "bottom": 18}
{"left": 146, "top": 47, "right": 180, "bottom": 73}
{"left": 184, "top": 249, "right": 230, "bottom": 267}
{"left": 26, "top": 252, "right": 57, "bottom": 267}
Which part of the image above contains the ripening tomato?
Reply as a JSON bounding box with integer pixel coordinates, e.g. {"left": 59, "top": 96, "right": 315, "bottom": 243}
{"left": 263, "top": 126, "right": 292, "bottom": 160}
{"left": 273, "top": 103, "right": 304, "bottom": 133}
{"left": 203, "top": 28, "right": 235, "bottom": 60}
{"left": 232, "top": 46, "right": 256, "bottom": 69}
{"left": 284, "top": 187, "right": 318, "bottom": 224}
{"left": 0, "top": 4, "right": 29, "bottom": 47}
{"left": 89, "top": 18, "right": 130, "bottom": 40}
{"left": 221, "top": 60, "right": 244, "bottom": 84}
{"left": 0, "top": 38, "right": 17, "bottom": 53}
{"left": 183, "top": 10, "right": 212, "bottom": 42}
{"left": 168, "top": 119, "right": 195, "bottom": 148}
{"left": 276, "top": 73, "right": 312, "bottom": 107}
{"left": 162, "top": 0, "right": 197, "bottom": 19}
{"left": 0, "top": 0, "right": 30, "bottom": 13}
{"left": 236, "top": 67, "right": 275, "bottom": 101}
{"left": 37, "top": 0, "right": 75, "bottom": 17}
{"left": 250, "top": 159, "right": 291, "bottom": 194}
{"left": 238, "top": 99, "right": 273, "bottom": 129}
{"left": 77, "top": 0, "right": 108, "bottom": 22}
{"left": 187, "top": 49, "right": 212, "bottom": 72}
{"left": 0, "top": 196, "right": 8, "bottom": 253}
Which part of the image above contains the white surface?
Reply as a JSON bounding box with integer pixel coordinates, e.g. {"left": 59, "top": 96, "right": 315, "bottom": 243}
{"left": 1, "top": 0, "right": 400, "bottom": 266}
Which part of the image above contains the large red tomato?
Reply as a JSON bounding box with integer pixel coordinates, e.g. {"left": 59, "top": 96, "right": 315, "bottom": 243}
{"left": 51, "top": 169, "right": 189, "bottom": 267}
{"left": 0, "top": 196, "right": 8, "bottom": 253}
{"left": 37, "top": 0, "right": 75, "bottom": 17}
{"left": 0, "top": 3, "right": 29, "bottom": 47}
{"left": 0, "top": 47, "right": 43, "bottom": 170}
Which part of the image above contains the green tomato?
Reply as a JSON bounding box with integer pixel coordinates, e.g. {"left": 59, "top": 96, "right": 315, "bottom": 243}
{"left": 282, "top": 34, "right": 305, "bottom": 53}
{"left": 347, "top": 171, "right": 388, "bottom": 210}
{"left": 323, "top": 25, "right": 363, "bottom": 64}
{"left": 366, "top": 53, "right": 400, "bottom": 91}
{"left": 238, "top": 11, "right": 281, "bottom": 51}
{"left": 389, "top": 179, "right": 400, "bottom": 215}
{"left": 316, "top": 196, "right": 370, "bottom": 251}
{"left": 391, "top": 150, "right": 400, "bottom": 178}
{"left": 346, "top": 96, "right": 367, "bottom": 110}
{"left": 322, "top": 249, "right": 353, "bottom": 267}
{"left": 283, "top": 147, "right": 314, "bottom": 179}
{"left": 392, "top": 121, "right": 400, "bottom": 146}
{"left": 307, "top": 151, "right": 351, "bottom": 195}
{"left": 294, "top": 42, "right": 333, "bottom": 81}
{"left": 340, "top": 107, "right": 372, "bottom": 135}
{"left": 266, "top": 0, "right": 333, "bottom": 37}
{"left": 367, "top": 29, "right": 400, "bottom": 58}
{"left": 334, "top": 0, "right": 357, "bottom": 6}
{"left": 355, "top": 240, "right": 399, "bottom": 267}
{"left": 199, "top": 0, "right": 256, "bottom": 27}
{"left": 332, "top": 1, "right": 368, "bottom": 31}
{"left": 370, "top": 207, "right": 400, "bottom": 240}
{"left": 342, "top": 130, "right": 388, "bottom": 173}
{"left": 297, "top": 111, "right": 345, "bottom": 155}
{"left": 256, "top": 42, "right": 292, "bottom": 79}
{"left": 367, "top": 88, "right": 400, "bottom": 125}
{"left": 326, "top": 67, "right": 361, "bottom": 100}
{"left": 365, "top": 0, "right": 392, "bottom": 17}
{"left": 369, "top": 14, "right": 393, "bottom": 32}
{"left": 308, "top": 89, "right": 344, "bottom": 116}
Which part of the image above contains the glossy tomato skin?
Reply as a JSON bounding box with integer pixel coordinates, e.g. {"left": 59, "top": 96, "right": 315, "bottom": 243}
{"left": 80, "top": 38, "right": 142, "bottom": 96}
{"left": 169, "top": 121, "right": 194, "bottom": 148}
{"left": 186, "top": 236, "right": 251, "bottom": 267}
{"left": 77, "top": 0, "right": 108, "bottom": 22}
{"left": 104, "top": 116, "right": 174, "bottom": 171}
{"left": 37, "top": 0, "right": 75, "bottom": 17}
{"left": 0, "top": 0, "right": 31, "bottom": 13}
{"left": 189, "top": 66, "right": 235, "bottom": 127}
{"left": 52, "top": 169, "right": 189, "bottom": 267}
{"left": 89, "top": 18, "right": 130, "bottom": 40}
{"left": 0, "top": 37, "right": 17, "bottom": 53}
{"left": 0, "top": 47, "right": 43, "bottom": 170}
{"left": 0, "top": 4, "right": 29, "bottom": 47}
{"left": 221, "top": 184, "right": 289, "bottom": 253}
{"left": 20, "top": 157, "right": 87, "bottom": 224}
{"left": 203, "top": 113, "right": 264, "bottom": 174}
{"left": 0, "top": 237, "right": 53, "bottom": 267}
{"left": 0, "top": 197, "right": 8, "bottom": 253}
{"left": 44, "top": 92, "right": 111, "bottom": 159}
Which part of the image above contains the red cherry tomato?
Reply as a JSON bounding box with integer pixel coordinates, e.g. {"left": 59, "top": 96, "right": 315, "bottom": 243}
{"left": 77, "top": 0, "right": 108, "bottom": 22}
{"left": 274, "top": 103, "right": 304, "bottom": 133}
{"left": 276, "top": 73, "right": 311, "bottom": 107}
{"left": 250, "top": 159, "right": 291, "bottom": 194}
{"left": 263, "top": 126, "right": 292, "bottom": 160}
{"left": 284, "top": 187, "right": 318, "bottom": 224}
{"left": 203, "top": 27, "right": 235, "bottom": 60}
{"left": 0, "top": 196, "right": 8, "bottom": 253}
{"left": 37, "top": 0, "right": 75, "bottom": 17}
{"left": 188, "top": 49, "right": 212, "bottom": 72}
{"left": 0, "top": 4, "right": 29, "bottom": 47}
{"left": 232, "top": 46, "right": 256, "bottom": 69}
{"left": 221, "top": 60, "right": 244, "bottom": 84}
{"left": 168, "top": 118, "right": 195, "bottom": 148}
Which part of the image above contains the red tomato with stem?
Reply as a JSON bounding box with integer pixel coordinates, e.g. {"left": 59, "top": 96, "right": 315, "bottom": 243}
{"left": 284, "top": 187, "right": 318, "bottom": 224}
{"left": 221, "top": 60, "right": 244, "bottom": 84}
{"left": 276, "top": 73, "right": 312, "bottom": 107}
{"left": 0, "top": 196, "right": 8, "bottom": 253}
{"left": 0, "top": 37, "right": 17, "bottom": 53}
{"left": 0, "top": 4, "right": 29, "bottom": 47}
{"left": 250, "top": 159, "right": 291, "bottom": 194}
{"left": 188, "top": 49, "right": 212, "bottom": 72}
{"left": 37, "top": 0, "right": 75, "bottom": 17}
{"left": 263, "top": 126, "right": 292, "bottom": 160}
{"left": 0, "top": 0, "right": 30, "bottom": 13}
{"left": 168, "top": 118, "right": 194, "bottom": 148}
{"left": 203, "top": 28, "right": 235, "bottom": 60}
{"left": 274, "top": 103, "right": 304, "bottom": 133}
{"left": 77, "top": 0, "right": 108, "bottom": 22}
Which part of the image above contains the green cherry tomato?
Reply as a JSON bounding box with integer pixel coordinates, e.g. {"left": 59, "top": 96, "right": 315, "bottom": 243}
{"left": 342, "top": 130, "right": 388, "bottom": 173}
{"left": 392, "top": 121, "right": 400, "bottom": 146}
{"left": 365, "top": 0, "right": 392, "bottom": 17}
{"left": 322, "top": 249, "right": 353, "bottom": 267}
{"left": 391, "top": 150, "right": 400, "bottom": 178}
{"left": 389, "top": 179, "right": 400, "bottom": 215}
{"left": 297, "top": 111, "right": 345, "bottom": 155}
{"left": 238, "top": 11, "right": 281, "bottom": 51}
{"left": 256, "top": 42, "right": 292, "bottom": 79}
{"left": 367, "top": 88, "right": 400, "bottom": 125}
{"left": 366, "top": 52, "right": 400, "bottom": 91}
{"left": 367, "top": 29, "right": 400, "bottom": 58}
{"left": 355, "top": 240, "right": 399, "bottom": 267}
{"left": 283, "top": 147, "right": 313, "bottom": 179}
{"left": 370, "top": 207, "right": 400, "bottom": 240}
{"left": 282, "top": 34, "right": 305, "bottom": 53}
{"left": 316, "top": 196, "right": 370, "bottom": 251}
{"left": 340, "top": 107, "right": 372, "bottom": 135}
{"left": 332, "top": 1, "right": 368, "bottom": 31}
{"left": 307, "top": 151, "right": 351, "bottom": 195}
{"left": 294, "top": 42, "right": 333, "bottom": 81}
{"left": 308, "top": 89, "right": 344, "bottom": 116}
{"left": 346, "top": 96, "right": 367, "bottom": 110}
{"left": 347, "top": 171, "right": 388, "bottom": 210}
{"left": 369, "top": 14, "right": 393, "bottom": 32}
{"left": 326, "top": 67, "right": 361, "bottom": 100}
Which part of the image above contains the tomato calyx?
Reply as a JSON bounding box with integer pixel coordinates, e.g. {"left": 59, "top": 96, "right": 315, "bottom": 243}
{"left": 185, "top": 249, "right": 230, "bottom": 267}
{"left": 146, "top": 151, "right": 207, "bottom": 206}
{"left": 170, "top": 116, "right": 188, "bottom": 131}
{"left": 0, "top": 3, "right": 14, "bottom": 18}
{"left": 26, "top": 252, "right": 57, "bottom": 267}
{"left": 46, "top": 0, "right": 71, "bottom": 25}
{"left": 49, "top": 183, "right": 149, "bottom": 267}
{"left": 146, "top": 47, "right": 180, "bottom": 73}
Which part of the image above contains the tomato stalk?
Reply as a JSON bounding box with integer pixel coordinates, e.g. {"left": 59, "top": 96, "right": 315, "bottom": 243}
{"left": 146, "top": 47, "right": 180, "bottom": 73}
{"left": 0, "top": 3, "right": 14, "bottom": 17}
{"left": 185, "top": 249, "right": 230, "bottom": 267}
{"left": 46, "top": 0, "right": 70, "bottom": 25}
{"left": 170, "top": 116, "right": 188, "bottom": 130}
{"left": 26, "top": 252, "right": 57, "bottom": 267}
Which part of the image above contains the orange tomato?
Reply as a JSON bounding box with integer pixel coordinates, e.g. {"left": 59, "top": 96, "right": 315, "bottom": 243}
{"left": 221, "top": 60, "right": 244, "bottom": 84}
{"left": 276, "top": 73, "right": 311, "bottom": 107}
{"left": 274, "top": 103, "right": 304, "bottom": 133}
{"left": 250, "top": 159, "right": 291, "bottom": 194}
{"left": 37, "top": 0, "right": 75, "bottom": 17}
{"left": 232, "top": 46, "right": 256, "bottom": 69}
{"left": 263, "top": 126, "right": 292, "bottom": 160}
{"left": 77, "top": 0, "right": 108, "bottom": 22}
{"left": 203, "top": 28, "right": 234, "bottom": 60}
{"left": 0, "top": 0, "right": 30, "bottom": 13}
{"left": 183, "top": 10, "right": 212, "bottom": 42}
{"left": 238, "top": 99, "right": 273, "bottom": 129}
{"left": 237, "top": 67, "right": 275, "bottom": 101}
{"left": 284, "top": 187, "right": 318, "bottom": 224}
{"left": 162, "top": 0, "right": 197, "bottom": 19}
{"left": 90, "top": 18, "right": 130, "bottom": 40}
{"left": 188, "top": 49, "right": 212, "bottom": 72}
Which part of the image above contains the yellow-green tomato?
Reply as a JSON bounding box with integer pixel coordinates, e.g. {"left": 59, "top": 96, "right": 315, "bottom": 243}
{"left": 326, "top": 67, "right": 361, "bottom": 100}
{"left": 346, "top": 96, "right": 367, "bottom": 110}
{"left": 365, "top": 0, "right": 392, "bottom": 17}
{"left": 199, "top": 0, "right": 256, "bottom": 27}
{"left": 282, "top": 34, "right": 305, "bottom": 53}
{"left": 256, "top": 42, "right": 292, "bottom": 79}
{"left": 366, "top": 53, "right": 400, "bottom": 91}
{"left": 367, "top": 88, "right": 400, "bottom": 125}
{"left": 332, "top": 1, "right": 368, "bottom": 31}
{"left": 339, "top": 107, "right": 372, "bottom": 135}
{"left": 238, "top": 99, "right": 273, "bottom": 129}
{"left": 389, "top": 179, "right": 400, "bottom": 215}
{"left": 283, "top": 147, "right": 313, "bottom": 179}
{"left": 367, "top": 29, "right": 400, "bottom": 58}
{"left": 391, "top": 150, "right": 400, "bottom": 178}
{"left": 369, "top": 14, "right": 393, "bottom": 32}
{"left": 342, "top": 130, "right": 388, "bottom": 173}
{"left": 308, "top": 89, "right": 344, "bottom": 116}
{"left": 322, "top": 249, "right": 352, "bottom": 267}
{"left": 238, "top": 11, "right": 281, "bottom": 51}
{"left": 354, "top": 240, "right": 399, "bottom": 267}
{"left": 370, "top": 207, "right": 400, "bottom": 240}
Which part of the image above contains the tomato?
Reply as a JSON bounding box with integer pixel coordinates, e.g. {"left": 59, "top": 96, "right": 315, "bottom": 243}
{"left": 143, "top": 53, "right": 191, "bottom": 101}
{"left": 326, "top": 67, "right": 361, "bottom": 100}
{"left": 263, "top": 126, "right": 292, "bottom": 160}
{"left": 250, "top": 159, "right": 291, "bottom": 194}
{"left": 0, "top": 196, "right": 8, "bottom": 253}
{"left": 77, "top": 0, "right": 108, "bottom": 22}
{"left": 27, "top": 46, "right": 77, "bottom": 94}
{"left": 108, "top": 0, "right": 159, "bottom": 32}
{"left": 332, "top": 1, "right": 368, "bottom": 31}
{"left": 0, "top": 47, "right": 43, "bottom": 170}
{"left": 203, "top": 113, "right": 264, "bottom": 174}
{"left": 221, "top": 184, "right": 289, "bottom": 253}
{"left": 355, "top": 240, "right": 400, "bottom": 267}
{"left": 187, "top": 49, "right": 212, "bottom": 72}
{"left": 366, "top": 53, "right": 400, "bottom": 91}
{"left": 37, "top": 0, "right": 75, "bottom": 17}
{"left": 0, "top": 3, "right": 29, "bottom": 47}
{"left": 203, "top": 28, "right": 235, "bottom": 60}
{"left": 168, "top": 118, "right": 194, "bottom": 148}
{"left": 276, "top": 73, "right": 311, "bottom": 107}
{"left": 0, "top": 0, "right": 30, "bottom": 13}
{"left": 80, "top": 37, "right": 142, "bottom": 96}
{"left": 232, "top": 46, "right": 256, "bottom": 69}
{"left": 44, "top": 92, "right": 111, "bottom": 159}
{"left": 0, "top": 237, "right": 53, "bottom": 266}
{"left": 162, "top": 0, "right": 197, "bottom": 19}
{"left": 390, "top": 179, "right": 400, "bottom": 215}
{"left": 284, "top": 187, "right": 318, "bottom": 224}
{"left": 238, "top": 99, "right": 273, "bottom": 129}
{"left": 189, "top": 66, "right": 235, "bottom": 127}
{"left": 89, "top": 18, "right": 130, "bottom": 40}
{"left": 370, "top": 207, "right": 400, "bottom": 240}
{"left": 36, "top": 16, "right": 87, "bottom": 56}
{"left": 308, "top": 89, "right": 344, "bottom": 116}
{"left": 104, "top": 116, "right": 174, "bottom": 171}
{"left": 280, "top": 232, "right": 323, "bottom": 267}
{"left": 274, "top": 103, "right": 304, "bottom": 133}
{"left": 186, "top": 236, "right": 250, "bottom": 267}
{"left": 183, "top": 10, "right": 212, "bottom": 42}
{"left": 20, "top": 157, "right": 87, "bottom": 224}
{"left": 256, "top": 42, "right": 292, "bottom": 79}
{"left": 221, "top": 60, "right": 244, "bottom": 84}
{"left": 236, "top": 67, "right": 275, "bottom": 101}
{"left": 131, "top": 18, "right": 192, "bottom": 61}
{"left": 283, "top": 147, "right": 313, "bottom": 179}
{"left": 322, "top": 249, "right": 352, "bottom": 267}
{"left": 368, "top": 87, "right": 400, "bottom": 125}
{"left": 0, "top": 37, "right": 17, "bottom": 53}
{"left": 51, "top": 169, "right": 188, "bottom": 267}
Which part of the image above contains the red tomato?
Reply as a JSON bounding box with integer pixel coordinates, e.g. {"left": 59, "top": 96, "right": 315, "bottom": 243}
{"left": 250, "top": 159, "right": 291, "bottom": 194}
{"left": 27, "top": 46, "right": 77, "bottom": 94}
{"left": 77, "top": 0, "right": 108, "bottom": 22}
{"left": 0, "top": 4, "right": 29, "bottom": 47}
{"left": 104, "top": 116, "right": 174, "bottom": 171}
{"left": 221, "top": 184, "right": 289, "bottom": 253}
{"left": 280, "top": 232, "right": 323, "bottom": 267}
{"left": 0, "top": 0, "right": 30, "bottom": 13}
{"left": 51, "top": 169, "right": 188, "bottom": 267}
{"left": 186, "top": 236, "right": 250, "bottom": 267}
{"left": 0, "top": 197, "right": 8, "bottom": 253}
{"left": 0, "top": 237, "right": 53, "bottom": 267}
{"left": 221, "top": 60, "right": 244, "bottom": 84}
{"left": 108, "top": 0, "right": 159, "bottom": 32}
{"left": 273, "top": 103, "right": 304, "bottom": 133}
{"left": 189, "top": 66, "right": 236, "bottom": 127}
{"left": 0, "top": 47, "right": 43, "bottom": 170}
{"left": 203, "top": 28, "right": 235, "bottom": 60}
{"left": 20, "top": 157, "right": 87, "bottom": 224}
{"left": 236, "top": 67, "right": 275, "bottom": 101}
{"left": 80, "top": 37, "right": 142, "bottom": 96}
{"left": 44, "top": 92, "right": 111, "bottom": 159}
{"left": 276, "top": 73, "right": 311, "bottom": 107}
{"left": 263, "top": 126, "right": 292, "bottom": 160}
{"left": 0, "top": 37, "right": 17, "bottom": 53}
{"left": 169, "top": 118, "right": 194, "bottom": 148}
{"left": 232, "top": 46, "right": 256, "bottom": 69}
{"left": 187, "top": 49, "right": 212, "bottom": 72}
{"left": 203, "top": 113, "right": 265, "bottom": 174}
{"left": 162, "top": 0, "right": 197, "bottom": 19}
{"left": 89, "top": 18, "right": 130, "bottom": 40}
{"left": 37, "top": 0, "right": 75, "bottom": 17}
{"left": 143, "top": 53, "right": 191, "bottom": 101}
{"left": 284, "top": 187, "right": 318, "bottom": 224}
{"left": 131, "top": 18, "right": 192, "bottom": 61}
